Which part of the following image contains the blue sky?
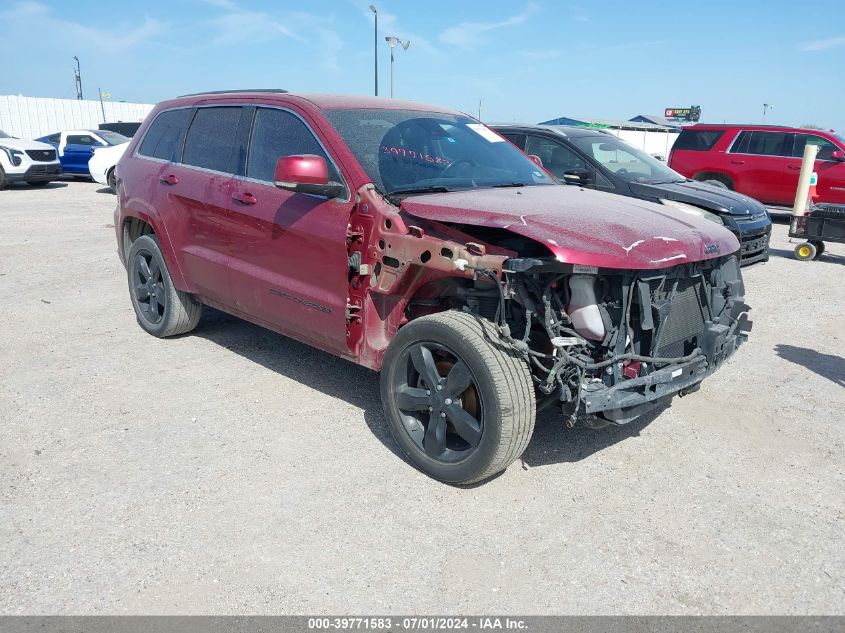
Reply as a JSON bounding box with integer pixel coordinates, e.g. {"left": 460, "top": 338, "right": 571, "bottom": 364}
{"left": 2, "top": 0, "right": 844, "bottom": 130}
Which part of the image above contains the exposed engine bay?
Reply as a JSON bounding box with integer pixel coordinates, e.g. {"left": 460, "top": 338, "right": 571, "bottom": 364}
{"left": 409, "top": 252, "right": 752, "bottom": 427}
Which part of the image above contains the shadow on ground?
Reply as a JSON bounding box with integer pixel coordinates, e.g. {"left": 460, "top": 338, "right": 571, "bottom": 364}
{"left": 193, "top": 309, "right": 655, "bottom": 477}
{"left": 3, "top": 182, "right": 68, "bottom": 190}
{"left": 767, "top": 246, "right": 844, "bottom": 264}
{"left": 96, "top": 187, "right": 114, "bottom": 195}
{"left": 775, "top": 344, "right": 845, "bottom": 388}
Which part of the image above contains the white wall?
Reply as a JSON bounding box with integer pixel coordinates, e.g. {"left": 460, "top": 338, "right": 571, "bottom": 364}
{"left": 604, "top": 128, "right": 680, "bottom": 160}
{"left": 0, "top": 95, "right": 154, "bottom": 140}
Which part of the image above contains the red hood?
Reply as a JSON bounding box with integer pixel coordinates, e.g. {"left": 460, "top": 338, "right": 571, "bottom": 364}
{"left": 399, "top": 185, "right": 740, "bottom": 270}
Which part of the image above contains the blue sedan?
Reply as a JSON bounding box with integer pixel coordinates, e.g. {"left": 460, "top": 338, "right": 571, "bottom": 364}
{"left": 36, "top": 129, "right": 129, "bottom": 175}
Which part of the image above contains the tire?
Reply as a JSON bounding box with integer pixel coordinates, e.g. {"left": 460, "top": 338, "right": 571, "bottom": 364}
{"left": 0, "top": 165, "right": 7, "bottom": 190}
{"left": 810, "top": 240, "right": 825, "bottom": 259}
{"left": 694, "top": 173, "right": 733, "bottom": 190}
{"left": 794, "top": 242, "right": 817, "bottom": 261}
{"left": 703, "top": 179, "right": 728, "bottom": 190}
{"left": 27, "top": 181, "right": 49, "bottom": 187}
{"left": 380, "top": 310, "right": 536, "bottom": 484}
{"left": 107, "top": 168, "right": 116, "bottom": 194}
{"left": 126, "top": 234, "right": 202, "bottom": 337}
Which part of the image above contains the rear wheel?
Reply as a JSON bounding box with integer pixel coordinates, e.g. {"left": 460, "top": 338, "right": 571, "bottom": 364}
{"left": 810, "top": 240, "right": 825, "bottom": 259}
{"left": 694, "top": 172, "right": 733, "bottom": 190}
{"left": 0, "top": 165, "right": 7, "bottom": 190}
{"left": 127, "top": 234, "right": 202, "bottom": 337}
{"left": 703, "top": 179, "right": 728, "bottom": 189}
{"left": 107, "top": 168, "right": 117, "bottom": 193}
{"left": 794, "top": 242, "right": 817, "bottom": 261}
{"left": 380, "top": 311, "right": 535, "bottom": 484}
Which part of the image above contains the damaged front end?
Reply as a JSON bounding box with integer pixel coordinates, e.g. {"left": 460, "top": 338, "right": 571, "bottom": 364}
{"left": 488, "top": 254, "right": 751, "bottom": 426}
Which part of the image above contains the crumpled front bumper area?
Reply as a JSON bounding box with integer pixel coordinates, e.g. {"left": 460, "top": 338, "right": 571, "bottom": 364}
{"left": 581, "top": 312, "right": 750, "bottom": 424}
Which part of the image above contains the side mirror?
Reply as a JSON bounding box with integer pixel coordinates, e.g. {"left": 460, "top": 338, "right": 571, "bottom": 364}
{"left": 274, "top": 155, "right": 344, "bottom": 198}
{"left": 563, "top": 168, "right": 592, "bottom": 185}
{"left": 830, "top": 150, "right": 845, "bottom": 162}
{"left": 527, "top": 154, "right": 543, "bottom": 168}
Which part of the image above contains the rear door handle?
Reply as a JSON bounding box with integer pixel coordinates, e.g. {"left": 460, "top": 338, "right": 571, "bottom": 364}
{"left": 159, "top": 174, "right": 179, "bottom": 186}
{"left": 730, "top": 160, "right": 745, "bottom": 165}
{"left": 231, "top": 192, "right": 258, "bottom": 205}
{"left": 787, "top": 165, "right": 801, "bottom": 170}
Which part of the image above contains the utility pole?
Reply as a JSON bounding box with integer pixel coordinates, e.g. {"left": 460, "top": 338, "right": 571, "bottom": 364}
{"left": 478, "top": 98, "right": 482, "bottom": 121}
{"left": 385, "top": 36, "right": 410, "bottom": 98}
{"left": 73, "top": 56, "right": 83, "bottom": 100}
{"left": 369, "top": 5, "right": 378, "bottom": 96}
{"left": 98, "top": 88, "right": 108, "bottom": 122}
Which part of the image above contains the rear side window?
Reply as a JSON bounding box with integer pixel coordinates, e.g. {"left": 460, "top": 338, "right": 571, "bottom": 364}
{"left": 673, "top": 129, "right": 724, "bottom": 151}
{"left": 731, "top": 131, "right": 789, "bottom": 156}
{"left": 138, "top": 108, "right": 193, "bottom": 162}
{"left": 182, "top": 106, "right": 242, "bottom": 174}
{"left": 246, "top": 107, "right": 340, "bottom": 183}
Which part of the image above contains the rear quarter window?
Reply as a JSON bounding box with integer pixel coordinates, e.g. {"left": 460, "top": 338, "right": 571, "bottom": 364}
{"left": 138, "top": 108, "right": 193, "bottom": 162}
{"left": 673, "top": 129, "right": 724, "bottom": 151}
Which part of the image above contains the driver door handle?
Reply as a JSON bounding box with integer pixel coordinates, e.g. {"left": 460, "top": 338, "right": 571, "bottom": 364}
{"left": 232, "top": 192, "right": 258, "bottom": 205}
{"left": 159, "top": 174, "right": 179, "bottom": 186}
{"left": 730, "top": 160, "right": 745, "bottom": 165}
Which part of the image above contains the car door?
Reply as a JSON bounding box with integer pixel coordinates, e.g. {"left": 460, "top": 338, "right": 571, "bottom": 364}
{"left": 157, "top": 105, "right": 243, "bottom": 305}
{"left": 728, "top": 130, "right": 792, "bottom": 204}
{"left": 787, "top": 133, "right": 845, "bottom": 204}
{"left": 227, "top": 105, "right": 352, "bottom": 355}
{"left": 62, "top": 133, "right": 99, "bottom": 173}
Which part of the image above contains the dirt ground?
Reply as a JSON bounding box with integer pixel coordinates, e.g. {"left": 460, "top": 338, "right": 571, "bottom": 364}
{"left": 1, "top": 180, "right": 843, "bottom": 615}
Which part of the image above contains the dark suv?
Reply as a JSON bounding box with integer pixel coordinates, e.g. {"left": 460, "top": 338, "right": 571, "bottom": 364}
{"left": 115, "top": 90, "right": 751, "bottom": 484}
{"left": 493, "top": 124, "right": 772, "bottom": 266}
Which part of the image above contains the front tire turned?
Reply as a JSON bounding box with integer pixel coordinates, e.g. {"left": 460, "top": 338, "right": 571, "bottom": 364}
{"left": 380, "top": 311, "right": 536, "bottom": 485}
{"left": 127, "top": 234, "right": 202, "bottom": 337}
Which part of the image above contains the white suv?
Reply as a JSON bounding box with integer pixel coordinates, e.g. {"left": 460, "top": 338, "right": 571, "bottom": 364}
{"left": 0, "top": 129, "right": 62, "bottom": 189}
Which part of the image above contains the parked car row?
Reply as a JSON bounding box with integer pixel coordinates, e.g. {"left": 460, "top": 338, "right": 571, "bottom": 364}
{"left": 0, "top": 124, "right": 136, "bottom": 191}
{"left": 112, "top": 90, "right": 752, "bottom": 484}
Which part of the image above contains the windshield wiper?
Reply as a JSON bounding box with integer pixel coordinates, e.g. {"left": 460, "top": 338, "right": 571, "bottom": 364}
{"left": 491, "top": 182, "right": 526, "bottom": 188}
{"left": 386, "top": 186, "right": 451, "bottom": 198}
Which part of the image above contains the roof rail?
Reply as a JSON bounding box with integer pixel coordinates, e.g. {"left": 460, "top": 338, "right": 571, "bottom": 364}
{"left": 177, "top": 88, "right": 289, "bottom": 97}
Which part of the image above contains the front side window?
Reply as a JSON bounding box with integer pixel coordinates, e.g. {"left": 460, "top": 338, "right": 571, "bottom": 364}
{"left": 138, "top": 108, "right": 193, "bottom": 162}
{"left": 570, "top": 135, "right": 685, "bottom": 184}
{"left": 67, "top": 135, "right": 98, "bottom": 146}
{"left": 246, "top": 107, "right": 340, "bottom": 183}
{"left": 793, "top": 134, "right": 840, "bottom": 160}
{"left": 524, "top": 135, "right": 586, "bottom": 178}
{"left": 323, "top": 109, "right": 554, "bottom": 195}
{"left": 182, "top": 106, "right": 242, "bottom": 174}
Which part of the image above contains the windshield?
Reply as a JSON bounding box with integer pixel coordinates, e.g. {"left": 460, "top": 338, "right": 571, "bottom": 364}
{"left": 570, "top": 134, "right": 685, "bottom": 184}
{"left": 0, "top": 130, "right": 11, "bottom": 139}
{"left": 97, "top": 130, "right": 130, "bottom": 146}
{"left": 323, "top": 109, "right": 554, "bottom": 195}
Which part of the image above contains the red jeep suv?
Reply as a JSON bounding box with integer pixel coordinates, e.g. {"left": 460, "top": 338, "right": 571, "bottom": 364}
{"left": 114, "top": 90, "right": 751, "bottom": 484}
{"left": 669, "top": 124, "right": 845, "bottom": 206}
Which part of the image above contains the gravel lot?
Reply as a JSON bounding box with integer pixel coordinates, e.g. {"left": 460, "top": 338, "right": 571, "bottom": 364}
{"left": 1, "top": 181, "right": 843, "bottom": 615}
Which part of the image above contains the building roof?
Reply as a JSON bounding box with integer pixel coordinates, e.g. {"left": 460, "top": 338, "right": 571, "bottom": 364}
{"left": 629, "top": 114, "right": 679, "bottom": 128}
{"left": 538, "top": 115, "right": 678, "bottom": 132}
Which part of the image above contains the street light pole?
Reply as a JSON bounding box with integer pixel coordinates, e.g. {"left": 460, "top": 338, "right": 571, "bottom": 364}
{"left": 73, "top": 56, "right": 83, "bottom": 100}
{"left": 384, "top": 36, "right": 410, "bottom": 98}
{"left": 369, "top": 5, "right": 378, "bottom": 96}
{"left": 763, "top": 103, "right": 773, "bottom": 118}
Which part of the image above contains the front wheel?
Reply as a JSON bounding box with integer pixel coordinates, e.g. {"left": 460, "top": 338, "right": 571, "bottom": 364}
{"left": 127, "top": 234, "right": 202, "bottom": 337}
{"left": 380, "top": 311, "right": 536, "bottom": 484}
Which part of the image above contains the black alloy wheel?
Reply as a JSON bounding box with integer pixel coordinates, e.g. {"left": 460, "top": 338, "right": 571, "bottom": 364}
{"left": 131, "top": 248, "right": 166, "bottom": 325}
{"left": 392, "top": 341, "right": 483, "bottom": 463}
